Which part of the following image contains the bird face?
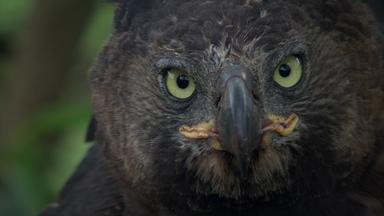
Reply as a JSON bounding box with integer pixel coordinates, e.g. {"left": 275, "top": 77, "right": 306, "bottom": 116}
{"left": 91, "top": 0, "right": 382, "bottom": 207}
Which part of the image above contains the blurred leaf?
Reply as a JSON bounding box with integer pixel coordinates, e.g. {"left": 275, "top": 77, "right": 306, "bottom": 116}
{"left": 0, "top": 0, "right": 30, "bottom": 33}
{"left": 81, "top": 2, "right": 114, "bottom": 57}
{"left": 0, "top": 1, "right": 114, "bottom": 215}
{"left": 1, "top": 100, "right": 91, "bottom": 215}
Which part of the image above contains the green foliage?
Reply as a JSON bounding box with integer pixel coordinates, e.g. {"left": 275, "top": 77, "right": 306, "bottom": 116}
{"left": 81, "top": 3, "right": 115, "bottom": 57}
{"left": 0, "top": 0, "right": 30, "bottom": 33}
{"left": 0, "top": 101, "right": 91, "bottom": 215}
{"left": 0, "top": 1, "right": 114, "bottom": 216}
{"left": 0, "top": 0, "right": 30, "bottom": 82}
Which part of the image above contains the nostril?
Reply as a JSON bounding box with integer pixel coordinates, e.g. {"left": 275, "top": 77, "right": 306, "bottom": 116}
{"left": 215, "top": 95, "right": 222, "bottom": 108}
{"left": 252, "top": 90, "right": 260, "bottom": 102}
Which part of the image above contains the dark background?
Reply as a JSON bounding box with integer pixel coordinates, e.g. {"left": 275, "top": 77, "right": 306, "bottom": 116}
{"left": 0, "top": 0, "right": 382, "bottom": 215}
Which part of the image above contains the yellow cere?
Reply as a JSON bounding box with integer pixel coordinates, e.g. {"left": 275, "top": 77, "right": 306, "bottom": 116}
{"left": 273, "top": 55, "right": 302, "bottom": 88}
{"left": 166, "top": 68, "right": 196, "bottom": 99}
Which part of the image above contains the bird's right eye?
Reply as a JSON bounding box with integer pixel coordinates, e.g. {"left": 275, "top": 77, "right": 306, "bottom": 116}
{"left": 165, "top": 68, "right": 196, "bottom": 100}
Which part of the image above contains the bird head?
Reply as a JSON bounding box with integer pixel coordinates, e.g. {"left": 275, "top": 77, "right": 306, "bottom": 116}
{"left": 90, "top": 0, "right": 384, "bottom": 209}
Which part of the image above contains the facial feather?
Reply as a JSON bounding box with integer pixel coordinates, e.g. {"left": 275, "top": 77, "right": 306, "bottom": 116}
{"left": 89, "top": 0, "right": 384, "bottom": 212}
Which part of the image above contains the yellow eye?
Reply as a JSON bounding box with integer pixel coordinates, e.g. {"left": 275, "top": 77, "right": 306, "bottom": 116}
{"left": 166, "top": 68, "right": 196, "bottom": 99}
{"left": 273, "top": 56, "right": 303, "bottom": 88}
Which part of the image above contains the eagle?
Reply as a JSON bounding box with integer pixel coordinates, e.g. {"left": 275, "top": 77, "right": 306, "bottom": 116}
{"left": 41, "top": 0, "right": 384, "bottom": 215}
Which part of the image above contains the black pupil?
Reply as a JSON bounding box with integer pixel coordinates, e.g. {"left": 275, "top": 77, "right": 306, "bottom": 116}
{"left": 176, "top": 75, "right": 190, "bottom": 89}
{"left": 279, "top": 64, "right": 291, "bottom": 77}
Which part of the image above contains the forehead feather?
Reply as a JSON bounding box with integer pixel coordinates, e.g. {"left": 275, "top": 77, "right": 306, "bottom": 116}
{"left": 112, "top": 0, "right": 372, "bottom": 52}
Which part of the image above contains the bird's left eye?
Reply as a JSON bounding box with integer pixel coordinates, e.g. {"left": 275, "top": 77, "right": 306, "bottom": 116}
{"left": 273, "top": 55, "right": 303, "bottom": 88}
{"left": 165, "top": 68, "right": 196, "bottom": 100}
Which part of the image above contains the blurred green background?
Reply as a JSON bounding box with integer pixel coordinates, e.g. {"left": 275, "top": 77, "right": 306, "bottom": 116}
{"left": 0, "top": 0, "right": 114, "bottom": 215}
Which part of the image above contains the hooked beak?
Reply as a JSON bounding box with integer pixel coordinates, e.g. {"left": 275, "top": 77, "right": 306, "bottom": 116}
{"left": 178, "top": 65, "right": 300, "bottom": 178}
{"left": 216, "top": 65, "right": 262, "bottom": 178}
